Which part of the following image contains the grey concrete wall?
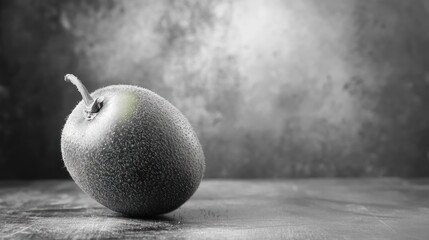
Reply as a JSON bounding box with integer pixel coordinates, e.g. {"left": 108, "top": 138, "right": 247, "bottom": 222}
{"left": 1, "top": 0, "right": 429, "bottom": 178}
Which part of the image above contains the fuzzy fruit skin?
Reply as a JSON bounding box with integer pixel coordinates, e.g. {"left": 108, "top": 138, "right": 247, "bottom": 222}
{"left": 61, "top": 85, "right": 205, "bottom": 217}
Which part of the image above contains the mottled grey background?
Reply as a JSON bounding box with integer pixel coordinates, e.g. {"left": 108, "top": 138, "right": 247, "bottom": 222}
{"left": 1, "top": 0, "right": 429, "bottom": 179}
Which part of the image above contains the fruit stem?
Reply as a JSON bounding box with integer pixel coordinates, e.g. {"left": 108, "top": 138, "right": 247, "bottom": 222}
{"left": 65, "top": 74, "right": 94, "bottom": 106}
{"left": 64, "top": 74, "right": 104, "bottom": 119}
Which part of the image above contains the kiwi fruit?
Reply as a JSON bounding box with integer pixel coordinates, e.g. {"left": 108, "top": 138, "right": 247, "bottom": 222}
{"left": 61, "top": 74, "right": 205, "bottom": 217}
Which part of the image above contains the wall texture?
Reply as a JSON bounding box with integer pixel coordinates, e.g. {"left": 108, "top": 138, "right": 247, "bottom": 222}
{"left": 1, "top": 0, "right": 429, "bottom": 179}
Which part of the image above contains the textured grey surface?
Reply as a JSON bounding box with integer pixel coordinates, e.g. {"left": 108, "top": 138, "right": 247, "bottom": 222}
{"left": 1, "top": 0, "right": 429, "bottom": 178}
{"left": 1, "top": 179, "right": 429, "bottom": 239}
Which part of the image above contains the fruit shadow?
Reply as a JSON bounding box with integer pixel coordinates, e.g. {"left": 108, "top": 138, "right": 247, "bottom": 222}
{"left": 114, "top": 213, "right": 177, "bottom": 222}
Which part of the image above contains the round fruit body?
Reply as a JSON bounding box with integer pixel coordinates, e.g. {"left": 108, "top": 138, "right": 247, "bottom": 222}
{"left": 61, "top": 85, "right": 205, "bottom": 217}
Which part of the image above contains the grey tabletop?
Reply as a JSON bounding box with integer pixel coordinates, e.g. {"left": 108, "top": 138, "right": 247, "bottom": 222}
{"left": 0, "top": 179, "right": 428, "bottom": 239}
